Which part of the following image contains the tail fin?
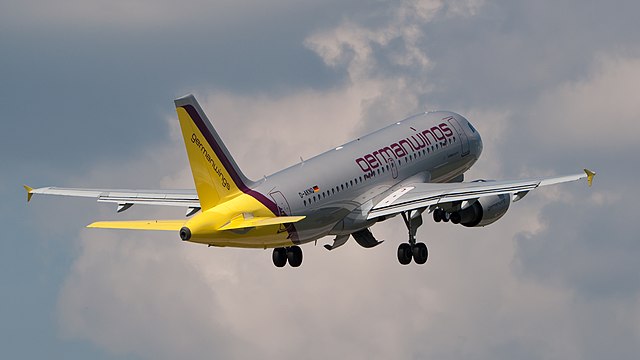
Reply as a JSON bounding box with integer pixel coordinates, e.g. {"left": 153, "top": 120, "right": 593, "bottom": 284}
{"left": 174, "top": 94, "right": 253, "bottom": 210}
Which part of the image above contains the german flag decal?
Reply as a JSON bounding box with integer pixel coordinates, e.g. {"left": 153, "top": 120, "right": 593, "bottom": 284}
{"left": 313, "top": 185, "right": 320, "bottom": 192}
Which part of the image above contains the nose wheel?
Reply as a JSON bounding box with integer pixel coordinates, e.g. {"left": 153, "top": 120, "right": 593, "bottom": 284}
{"left": 398, "top": 210, "right": 429, "bottom": 265}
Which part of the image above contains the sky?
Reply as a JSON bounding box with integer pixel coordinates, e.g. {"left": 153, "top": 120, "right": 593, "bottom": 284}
{"left": 2, "top": 0, "right": 640, "bottom": 358}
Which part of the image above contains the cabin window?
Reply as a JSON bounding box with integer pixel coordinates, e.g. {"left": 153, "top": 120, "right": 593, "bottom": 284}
{"left": 350, "top": 180, "right": 353, "bottom": 186}
{"left": 303, "top": 199, "right": 306, "bottom": 206}
{"left": 341, "top": 184, "right": 344, "bottom": 190}
{"left": 332, "top": 188, "right": 335, "bottom": 195}
{"left": 359, "top": 176, "right": 363, "bottom": 182}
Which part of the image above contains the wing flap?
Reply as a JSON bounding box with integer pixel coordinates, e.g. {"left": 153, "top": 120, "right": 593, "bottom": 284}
{"left": 87, "top": 220, "right": 186, "bottom": 231}
{"left": 218, "top": 215, "right": 306, "bottom": 231}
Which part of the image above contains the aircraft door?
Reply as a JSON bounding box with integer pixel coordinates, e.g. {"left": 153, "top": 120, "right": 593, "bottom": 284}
{"left": 448, "top": 117, "right": 470, "bottom": 157}
{"left": 269, "top": 191, "right": 293, "bottom": 233}
{"left": 269, "top": 191, "right": 292, "bottom": 216}
{"left": 389, "top": 157, "right": 399, "bottom": 179}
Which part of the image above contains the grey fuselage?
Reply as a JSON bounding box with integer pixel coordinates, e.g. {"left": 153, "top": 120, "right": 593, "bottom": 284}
{"left": 249, "top": 111, "right": 483, "bottom": 244}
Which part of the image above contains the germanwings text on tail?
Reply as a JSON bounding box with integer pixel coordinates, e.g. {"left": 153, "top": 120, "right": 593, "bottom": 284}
{"left": 25, "top": 95, "right": 596, "bottom": 268}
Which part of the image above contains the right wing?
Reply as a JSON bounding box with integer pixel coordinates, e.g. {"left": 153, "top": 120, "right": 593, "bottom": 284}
{"left": 24, "top": 186, "right": 200, "bottom": 214}
{"left": 367, "top": 169, "right": 595, "bottom": 220}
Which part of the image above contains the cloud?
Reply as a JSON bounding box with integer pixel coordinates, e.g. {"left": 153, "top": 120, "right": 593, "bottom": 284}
{"left": 41, "top": 0, "right": 640, "bottom": 359}
{"left": 6, "top": 0, "right": 325, "bottom": 29}
{"left": 528, "top": 55, "right": 640, "bottom": 151}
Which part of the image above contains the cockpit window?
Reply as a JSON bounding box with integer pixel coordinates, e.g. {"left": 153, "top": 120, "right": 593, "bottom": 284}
{"left": 467, "top": 122, "right": 477, "bottom": 133}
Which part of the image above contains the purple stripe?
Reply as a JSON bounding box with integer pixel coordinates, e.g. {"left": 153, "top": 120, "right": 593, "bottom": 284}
{"left": 182, "top": 105, "right": 300, "bottom": 244}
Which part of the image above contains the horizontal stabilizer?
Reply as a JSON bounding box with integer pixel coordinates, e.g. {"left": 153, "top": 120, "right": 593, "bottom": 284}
{"left": 218, "top": 215, "right": 305, "bottom": 231}
{"left": 87, "top": 220, "right": 186, "bottom": 231}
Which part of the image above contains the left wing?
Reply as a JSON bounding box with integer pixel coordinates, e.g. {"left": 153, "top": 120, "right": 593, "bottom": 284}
{"left": 24, "top": 186, "right": 200, "bottom": 214}
{"left": 367, "top": 169, "right": 595, "bottom": 220}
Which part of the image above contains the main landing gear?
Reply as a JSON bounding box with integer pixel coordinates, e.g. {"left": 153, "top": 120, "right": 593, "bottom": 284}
{"left": 397, "top": 210, "right": 429, "bottom": 265}
{"left": 272, "top": 246, "right": 303, "bottom": 268}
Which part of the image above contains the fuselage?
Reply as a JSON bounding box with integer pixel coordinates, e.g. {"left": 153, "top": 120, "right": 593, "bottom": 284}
{"left": 223, "top": 111, "right": 482, "bottom": 247}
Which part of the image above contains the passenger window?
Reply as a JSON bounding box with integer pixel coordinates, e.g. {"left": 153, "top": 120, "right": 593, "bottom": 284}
{"left": 360, "top": 176, "right": 363, "bottom": 182}
{"left": 332, "top": 188, "right": 335, "bottom": 195}
{"left": 303, "top": 199, "right": 306, "bottom": 206}
{"left": 350, "top": 180, "right": 353, "bottom": 186}
{"left": 341, "top": 184, "right": 344, "bottom": 190}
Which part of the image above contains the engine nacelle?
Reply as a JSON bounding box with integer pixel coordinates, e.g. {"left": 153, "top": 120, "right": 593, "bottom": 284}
{"left": 455, "top": 194, "right": 511, "bottom": 227}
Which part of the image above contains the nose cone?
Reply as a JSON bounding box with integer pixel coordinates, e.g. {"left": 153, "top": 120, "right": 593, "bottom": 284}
{"left": 474, "top": 132, "right": 483, "bottom": 160}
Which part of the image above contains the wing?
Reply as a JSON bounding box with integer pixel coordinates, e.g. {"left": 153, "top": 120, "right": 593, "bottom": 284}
{"left": 367, "top": 169, "right": 596, "bottom": 220}
{"left": 24, "top": 186, "right": 200, "bottom": 214}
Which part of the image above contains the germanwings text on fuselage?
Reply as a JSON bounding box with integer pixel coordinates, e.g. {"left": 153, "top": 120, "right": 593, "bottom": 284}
{"left": 355, "top": 121, "right": 454, "bottom": 172}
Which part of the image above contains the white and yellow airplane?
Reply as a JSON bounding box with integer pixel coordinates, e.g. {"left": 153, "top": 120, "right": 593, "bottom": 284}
{"left": 25, "top": 95, "right": 595, "bottom": 267}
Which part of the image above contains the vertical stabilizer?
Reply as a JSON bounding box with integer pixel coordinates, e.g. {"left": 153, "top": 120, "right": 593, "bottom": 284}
{"left": 174, "top": 94, "right": 253, "bottom": 210}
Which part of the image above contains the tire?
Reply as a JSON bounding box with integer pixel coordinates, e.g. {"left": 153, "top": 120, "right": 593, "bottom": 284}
{"left": 433, "top": 209, "right": 442, "bottom": 222}
{"left": 450, "top": 212, "right": 461, "bottom": 224}
{"left": 272, "top": 247, "right": 287, "bottom": 267}
{"left": 413, "top": 243, "right": 428, "bottom": 265}
{"left": 397, "top": 243, "right": 412, "bottom": 265}
{"left": 287, "top": 246, "right": 303, "bottom": 267}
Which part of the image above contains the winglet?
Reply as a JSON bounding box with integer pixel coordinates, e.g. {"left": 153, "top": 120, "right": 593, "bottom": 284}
{"left": 583, "top": 169, "right": 596, "bottom": 187}
{"left": 23, "top": 185, "right": 34, "bottom": 202}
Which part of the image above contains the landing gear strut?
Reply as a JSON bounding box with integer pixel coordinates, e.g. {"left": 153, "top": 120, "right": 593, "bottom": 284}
{"left": 272, "top": 246, "right": 303, "bottom": 268}
{"left": 398, "top": 210, "right": 429, "bottom": 265}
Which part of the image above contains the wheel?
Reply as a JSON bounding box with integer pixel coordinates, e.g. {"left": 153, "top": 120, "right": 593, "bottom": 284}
{"left": 412, "top": 243, "right": 428, "bottom": 265}
{"left": 397, "top": 243, "right": 412, "bottom": 265}
{"left": 442, "top": 212, "right": 450, "bottom": 222}
{"left": 287, "top": 245, "right": 303, "bottom": 267}
{"left": 450, "top": 212, "right": 461, "bottom": 224}
{"left": 272, "top": 247, "right": 287, "bottom": 267}
{"left": 433, "top": 209, "right": 442, "bottom": 222}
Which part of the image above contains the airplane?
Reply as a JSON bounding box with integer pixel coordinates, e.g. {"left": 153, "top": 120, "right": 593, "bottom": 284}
{"left": 24, "top": 94, "right": 596, "bottom": 267}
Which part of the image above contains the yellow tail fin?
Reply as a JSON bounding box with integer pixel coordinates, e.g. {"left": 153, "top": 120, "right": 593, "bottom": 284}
{"left": 174, "top": 95, "right": 254, "bottom": 210}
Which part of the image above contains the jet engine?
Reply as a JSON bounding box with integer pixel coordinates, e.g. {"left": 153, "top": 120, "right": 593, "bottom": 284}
{"left": 435, "top": 194, "right": 511, "bottom": 227}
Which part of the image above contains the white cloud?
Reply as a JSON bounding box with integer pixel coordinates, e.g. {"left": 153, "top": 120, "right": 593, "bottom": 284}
{"left": 529, "top": 55, "right": 640, "bottom": 151}
{"left": 49, "top": 1, "right": 640, "bottom": 359}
